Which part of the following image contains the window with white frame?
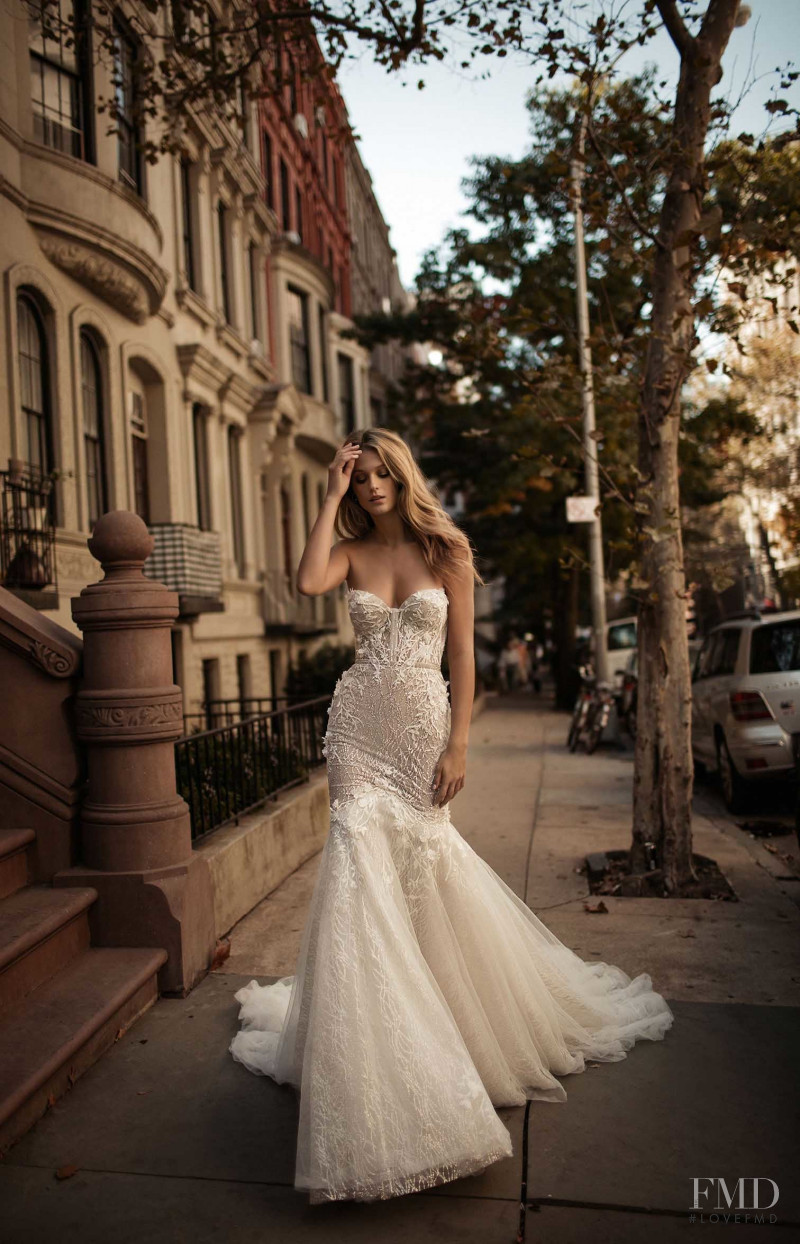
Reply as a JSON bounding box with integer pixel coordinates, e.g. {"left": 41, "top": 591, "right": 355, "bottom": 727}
{"left": 217, "top": 198, "right": 232, "bottom": 322}
{"left": 28, "top": 0, "right": 93, "bottom": 161}
{"left": 287, "top": 286, "right": 311, "bottom": 393}
{"left": 130, "top": 387, "right": 149, "bottom": 522}
{"left": 17, "top": 291, "right": 54, "bottom": 480}
{"left": 180, "top": 157, "right": 198, "bottom": 292}
{"left": 227, "top": 424, "right": 245, "bottom": 578}
{"left": 112, "top": 13, "right": 144, "bottom": 195}
{"left": 80, "top": 328, "right": 108, "bottom": 529}
{"left": 337, "top": 352, "right": 355, "bottom": 433}
{"left": 248, "top": 240, "right": 260, "bottom": 343}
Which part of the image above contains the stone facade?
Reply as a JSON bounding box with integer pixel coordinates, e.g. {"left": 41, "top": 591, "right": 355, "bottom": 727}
{"left": 0, "top": 0, "right": 414, "bottom": 720}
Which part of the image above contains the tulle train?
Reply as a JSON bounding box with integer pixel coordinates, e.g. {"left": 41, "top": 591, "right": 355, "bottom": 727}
{"left": 229, "top": 784, "right": 674, "bottom": 1204}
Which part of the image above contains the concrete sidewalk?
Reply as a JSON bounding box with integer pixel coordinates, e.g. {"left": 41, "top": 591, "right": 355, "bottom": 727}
{"left": 2, "top": 695, "right": 798, "bottom": 1242}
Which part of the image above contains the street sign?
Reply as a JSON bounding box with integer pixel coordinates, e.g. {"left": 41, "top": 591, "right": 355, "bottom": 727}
{"left": 566, "top": 495, "right": 598, "bottom": 523}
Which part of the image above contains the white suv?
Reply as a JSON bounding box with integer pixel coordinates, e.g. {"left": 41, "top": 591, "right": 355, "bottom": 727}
{"left": 691, "top": 610, "right": 800, "bottom": 812}
{"left": 606, "top": 616, "right": 637, "bottom": 682}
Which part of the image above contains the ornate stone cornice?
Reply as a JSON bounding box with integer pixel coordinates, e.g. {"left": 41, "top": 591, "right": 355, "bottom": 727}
{"left": 37, "top": 234, "right": 151, "bottom": 323}
{"left": 19, "top": 147, "right": 169, "bottom": 321}
{"left": 176, "top": 342, "right": 233, "bottom": 392}
{"left": 220, "top": 370, "right": 262, "bottom": 415}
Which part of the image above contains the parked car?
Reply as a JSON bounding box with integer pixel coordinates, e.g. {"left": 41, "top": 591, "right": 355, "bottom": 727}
{"left": 606, "top": 616, "right": 637, "bottom": 683}
{"left": 619, "top": 637, "right": 701, "bottom": 739}
{"left": 691, "top": 610, "right": 800, "bottom": 813}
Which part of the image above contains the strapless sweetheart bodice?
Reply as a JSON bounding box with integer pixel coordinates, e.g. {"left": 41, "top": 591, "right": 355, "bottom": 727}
{"left": 346, "top": 586, "right": 448, "bottom": 672}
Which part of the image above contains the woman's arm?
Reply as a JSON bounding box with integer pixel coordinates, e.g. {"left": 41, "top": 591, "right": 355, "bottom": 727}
{"left": 296, "top": 442, "right": 361, "bottom": 596}
{"left": 432, "top": 554, "right": 476, "bottom": 807}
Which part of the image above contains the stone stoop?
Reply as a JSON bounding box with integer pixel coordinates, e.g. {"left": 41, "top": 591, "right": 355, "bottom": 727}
{"left": 0, "top": 828, "right": 167, "bottom": 1156}
{"left": 0, "top": 828, "right": 35, "bottom": 901}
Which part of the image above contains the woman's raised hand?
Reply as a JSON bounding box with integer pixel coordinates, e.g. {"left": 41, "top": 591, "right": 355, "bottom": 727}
{"left": 327, "top": 442, "right": 362, "bottom": 502}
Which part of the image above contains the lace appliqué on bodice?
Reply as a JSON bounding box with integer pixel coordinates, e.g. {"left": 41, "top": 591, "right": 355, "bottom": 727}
{"left": 322, "top": 588, "right": 453, "bottom": 817}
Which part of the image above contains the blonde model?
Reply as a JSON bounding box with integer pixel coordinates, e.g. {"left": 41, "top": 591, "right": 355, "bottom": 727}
{"left": 230, "top": 428, "right": 673, "bottom": 1205}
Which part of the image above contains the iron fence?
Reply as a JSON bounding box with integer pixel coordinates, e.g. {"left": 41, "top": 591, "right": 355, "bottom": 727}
{"left": 175, "top": 695, "right": 329, "bottom": 841}
{"left": 182, "top": 695, "right": 296, "bottom": 734}
{"left": 0, "top": 462, "right": 57, "bottom": 591}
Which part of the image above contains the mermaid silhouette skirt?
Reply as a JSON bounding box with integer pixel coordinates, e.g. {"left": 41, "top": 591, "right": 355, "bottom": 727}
{"left": 229, "top": 588, "right": 674, "bottom": 1204}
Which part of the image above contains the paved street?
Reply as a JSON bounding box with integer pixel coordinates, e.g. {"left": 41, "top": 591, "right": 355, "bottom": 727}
{"left": 2, "top": 694, "right": 799, "bottom": 1242}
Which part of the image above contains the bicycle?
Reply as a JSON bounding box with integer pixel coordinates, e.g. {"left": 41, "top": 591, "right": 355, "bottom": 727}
{"left": 567, "top": 664, "right": 594, "bottom": 751}
{"left": 566, "top": 663, "right": 615, "bottom": 754}
{"left": 583, "top": 678, "right": 616, "bottom": 754}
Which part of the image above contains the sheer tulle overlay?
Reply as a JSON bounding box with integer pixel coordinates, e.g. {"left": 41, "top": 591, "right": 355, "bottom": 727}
{"left": 229, "top": 587, "right": 674, "bottom": 1205}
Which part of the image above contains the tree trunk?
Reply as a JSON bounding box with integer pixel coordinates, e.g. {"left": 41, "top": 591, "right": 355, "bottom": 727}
{"left": 633, "top": 0, "right": 741, "bottom": 891}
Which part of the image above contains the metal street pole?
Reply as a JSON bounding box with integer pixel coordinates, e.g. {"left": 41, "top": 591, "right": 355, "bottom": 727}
{"left": 570, "top": 109, "right": 609, "bottom": 683}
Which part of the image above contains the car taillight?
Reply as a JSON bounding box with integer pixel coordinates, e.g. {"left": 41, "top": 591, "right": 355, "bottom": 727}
{"left": 729, "top": 690, "right": 773, "bottom": 722}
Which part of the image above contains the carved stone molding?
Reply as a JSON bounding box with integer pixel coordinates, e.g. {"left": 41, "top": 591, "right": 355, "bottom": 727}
{"left": 0, "top": 594, "right": 81, "bottom": 679}
{"left": 38, "top": 234, "right": 150, "bottom": 323}
{"left": 29, "top": 638, "right": 78, "bottom": 677}
{"left": 74, "top": 688, "right": 184, "bottom": 742}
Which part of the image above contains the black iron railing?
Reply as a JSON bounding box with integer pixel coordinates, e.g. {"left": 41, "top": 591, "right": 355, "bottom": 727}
{"left": 175, "top": 695, "right": 329, "bottom": 841}
{"left": 0, "top": 462, "right": 57, "bottom": 591}
{"left": 182, "top": 695, "right": 294, "bottom": 735}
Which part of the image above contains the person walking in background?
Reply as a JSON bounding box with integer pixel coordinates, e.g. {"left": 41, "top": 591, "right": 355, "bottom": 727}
{"left": 516, "top": 636, "right": 531, "bottom": 690}
{"left": 498, "top": 637, "right": 520, "bottom": 692}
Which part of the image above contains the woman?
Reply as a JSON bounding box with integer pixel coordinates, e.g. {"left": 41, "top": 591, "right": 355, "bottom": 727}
{"left": 229, "top": 428, "right": 674, "bottom": 1205}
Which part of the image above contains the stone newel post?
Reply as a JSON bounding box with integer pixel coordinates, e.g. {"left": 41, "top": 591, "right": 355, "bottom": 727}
{"left": 54, "top": 511, "right": 215, "bottom": 995}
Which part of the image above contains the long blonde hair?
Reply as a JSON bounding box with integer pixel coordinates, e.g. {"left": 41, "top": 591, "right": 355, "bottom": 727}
{"left": 334, "top": 427, "right": 485, "bottom": 590}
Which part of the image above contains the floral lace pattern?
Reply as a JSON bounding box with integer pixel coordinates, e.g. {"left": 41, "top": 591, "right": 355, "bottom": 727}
{"left": 229, "top": 586, "right": 675, "bottom": 1205}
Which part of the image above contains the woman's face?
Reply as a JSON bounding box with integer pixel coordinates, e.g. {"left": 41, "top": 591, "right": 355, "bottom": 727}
{"left": 350, "top": 446, "right": 399, "bottom": 516}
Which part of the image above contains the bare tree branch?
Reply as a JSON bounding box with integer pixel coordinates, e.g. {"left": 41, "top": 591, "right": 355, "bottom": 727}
{"left": 655, "top": 0, "right": 693, "bottom": 56}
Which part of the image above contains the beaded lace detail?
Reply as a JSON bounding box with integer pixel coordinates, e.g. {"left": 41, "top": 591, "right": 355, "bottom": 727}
{"left": 322, "top": 588, "right": 452, "bottom": 814}
{"left": 229, "top": 585, "right": 675, "bottom": 1205}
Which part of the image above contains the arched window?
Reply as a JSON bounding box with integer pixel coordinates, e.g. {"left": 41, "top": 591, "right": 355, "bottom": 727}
{"left": 80, "top": 328, "right": 108, "bottom": 529}
{"left": 16, "top": 291, "right": 53, "bottom": 478}
{"left": 130, "top": 386, "right": 149, "bottom": 522}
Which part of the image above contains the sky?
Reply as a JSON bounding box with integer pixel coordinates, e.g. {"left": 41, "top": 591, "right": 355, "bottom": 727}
{"left": 335, "top": 0, "right": 800, "bottom": 290}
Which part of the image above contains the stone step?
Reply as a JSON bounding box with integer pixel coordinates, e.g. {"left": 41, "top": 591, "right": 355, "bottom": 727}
{"left": 0, "top": 829, "right": 35, "bottom": 901}
{"left": 0, "top": 944, "right": 167, "bottom": 1155}
{"left": 0, "top": 884, "right": 97, "bottom": 1011}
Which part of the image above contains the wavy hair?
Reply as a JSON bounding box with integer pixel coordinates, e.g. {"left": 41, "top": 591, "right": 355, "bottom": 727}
{"left": 334, "top": 427, "right": 485, "bottom": 590}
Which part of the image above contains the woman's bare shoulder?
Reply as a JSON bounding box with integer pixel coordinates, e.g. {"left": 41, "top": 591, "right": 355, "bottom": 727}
{"left": 333, "top": 535, "right": 370, "bottom": 562}
{"left": 332, "top": 536, "right": 371, "bottom": 581}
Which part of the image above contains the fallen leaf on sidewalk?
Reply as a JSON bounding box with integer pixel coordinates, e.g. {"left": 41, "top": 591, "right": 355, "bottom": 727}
{"left": 55, "top": 1164, "right": 79, "bottom": 1180}
{"left": 210, "top": 938, "right": 231, "bottom": 971}
{"left": 583, "top": 900, "right": 608, "bottom": 914}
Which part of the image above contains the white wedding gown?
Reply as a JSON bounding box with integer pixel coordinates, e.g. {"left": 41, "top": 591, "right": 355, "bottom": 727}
{"left": 229, "top": 586, "right": 674, "bottom": 1205}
